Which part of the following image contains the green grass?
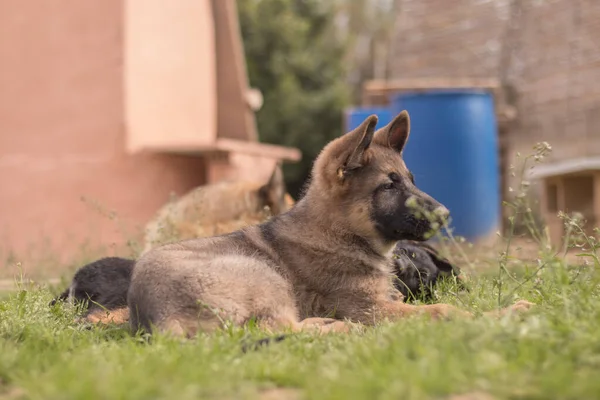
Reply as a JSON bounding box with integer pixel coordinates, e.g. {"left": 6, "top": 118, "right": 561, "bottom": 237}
{"left": 0, "top": 145, "right": 594, "bottom": 399}
{"left": 1, "top": 252, "right": 600, "bottom": 400}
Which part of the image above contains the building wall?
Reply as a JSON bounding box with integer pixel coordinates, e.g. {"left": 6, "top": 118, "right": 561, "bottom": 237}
{"left": 0, "top": 1, "right": 208, "bottom": 268}
{"left": 510, "top": 0, "right": 600, "bottom": 162}
{"left": 391, "top": 0, "right": 506, "bottom": 79}
{"left": 390, "top": 0, "right": 600, "bottom": 181}
{"left": 125, "top": 0, "right": 218, "bottom": 152}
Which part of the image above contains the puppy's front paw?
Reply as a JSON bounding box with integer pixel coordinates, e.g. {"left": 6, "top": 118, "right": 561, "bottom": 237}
{"left": 507, "top": 299, "right": 535, "bottom": 313}
{"left": 485, "top": 300, "right": 535, "bottom": 318}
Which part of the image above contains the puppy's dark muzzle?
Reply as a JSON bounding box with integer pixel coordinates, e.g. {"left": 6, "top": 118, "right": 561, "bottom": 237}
{"left": 406, "top": 194, "right": 450, "bottom": 236}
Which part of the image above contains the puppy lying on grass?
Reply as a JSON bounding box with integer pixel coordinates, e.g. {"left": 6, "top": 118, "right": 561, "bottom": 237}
{"left": 51, "top": 240, "right": 464, "bottom": 325}
{"left": 49, "top": 257, "right": 134, "bottom": 324}
{"left": 392, "top": 240, "right": 465, "bottom": 301}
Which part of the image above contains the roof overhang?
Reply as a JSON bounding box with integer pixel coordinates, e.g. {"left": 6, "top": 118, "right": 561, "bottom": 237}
{"left": 527, "top": 156, "right": 600, "bottom": 180}
{"left": 136, "top": 138, "right": 302, "bottom": 162}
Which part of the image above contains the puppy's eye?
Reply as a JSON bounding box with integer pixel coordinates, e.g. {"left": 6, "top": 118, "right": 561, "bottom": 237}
{"left": 383, "top": 182, "right": 395, "bottom": 190}
{"left": 389, "top": 172, "right": 401, "bottom": 182}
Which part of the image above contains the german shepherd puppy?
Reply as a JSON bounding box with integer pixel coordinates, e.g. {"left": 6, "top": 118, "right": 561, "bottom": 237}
{"left": 393, "top": 240, "right": 464, "bottom": 301}
{"left": 50, "top": 241, "right": 462, "bottom": 325}
{"left": 128, "top": 111, "right": 534, "bottom": 337}
{"left": 49, "top": 257, "right": 135, "bottom": 324}
{"left": 142, "top": 163, "right": 294, "bottom": 254}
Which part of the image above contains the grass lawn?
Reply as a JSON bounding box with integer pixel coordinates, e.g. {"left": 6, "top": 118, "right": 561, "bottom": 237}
{"left": 1, "top": 245, "right": 600, "bottom": 400}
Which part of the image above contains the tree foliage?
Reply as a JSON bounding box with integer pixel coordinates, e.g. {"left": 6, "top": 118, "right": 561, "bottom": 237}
{"left": 335, "top": 0, "right": 400, "bottom": 103}
{"left": 238, "top": 0, "right": 350, "bottom": 197}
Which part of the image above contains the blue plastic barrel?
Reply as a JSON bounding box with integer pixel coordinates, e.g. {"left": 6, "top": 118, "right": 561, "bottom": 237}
{"left": 344, "top": 106, "right": 392, "bottom": 132}
{"left": 390, "top": 90, "right": 500, "bottom": 242}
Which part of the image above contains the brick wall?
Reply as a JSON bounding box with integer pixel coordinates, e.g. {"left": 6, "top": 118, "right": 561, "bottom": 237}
{"left": 390, "top": 0, "right": 600, "bottom": 180}
{"left": 391, "top": 0, "right": 507, "bottom": 79}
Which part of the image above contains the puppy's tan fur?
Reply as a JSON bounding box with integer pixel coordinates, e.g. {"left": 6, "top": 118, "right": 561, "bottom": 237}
{"left": 83, "top": 307, "right": 130, "bottom": 325}
{"left": 129, "top": 111, "right": 533, "bottom": 338}
{"left": 142, "top": 164, "right": 294, "bottom": 254}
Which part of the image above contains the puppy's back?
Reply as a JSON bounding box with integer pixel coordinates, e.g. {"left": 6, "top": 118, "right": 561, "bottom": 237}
{"left": 143, "top": 181, "right": 269, "bottom": 252}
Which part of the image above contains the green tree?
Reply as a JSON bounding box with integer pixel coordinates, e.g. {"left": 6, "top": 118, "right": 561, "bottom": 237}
{"left": 238, "top": 0, "right": 350, "bottom": 198}
{"left": 335, "top": 0, "right": 400, "bottom": 103}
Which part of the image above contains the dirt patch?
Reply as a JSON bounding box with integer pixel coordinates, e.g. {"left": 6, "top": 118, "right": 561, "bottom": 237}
{"left": 0, "top": 378, "right": 26, "bottom": 400}
{"left": 258, "top": 387, "right": 302, "bottom": 400}
{"left": 446, "top": 391, "right": 496, "bottom": 400}
{"left": 441, "top": 236, "right": 588, "bottom": 275}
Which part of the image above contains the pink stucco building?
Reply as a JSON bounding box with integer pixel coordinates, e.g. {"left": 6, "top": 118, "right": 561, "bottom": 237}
{"left": 0, "top": 0, "right": 300, "bottom": 271}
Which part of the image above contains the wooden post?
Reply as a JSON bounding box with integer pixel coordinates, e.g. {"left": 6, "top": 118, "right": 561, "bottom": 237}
{"left": 593, "top": 172, "right": 600, "bottom": 219}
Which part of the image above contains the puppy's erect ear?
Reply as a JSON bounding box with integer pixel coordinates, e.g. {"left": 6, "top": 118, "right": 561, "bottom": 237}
{"left": 374, "top": 110, "right": 410, "bottom": 153}
{"left": 259, "top": 162, "right": 286, "bottom": 202}
{"left": 341, "top": 115, "right": 378, "bottom": 174}
{"left": 266, "top": 162, "right": 285, "bottom": 192}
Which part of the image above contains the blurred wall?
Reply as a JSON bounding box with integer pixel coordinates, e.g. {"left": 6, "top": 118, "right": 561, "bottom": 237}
{"left": 0, "top": 1, "right": 217, "bottom": 266}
